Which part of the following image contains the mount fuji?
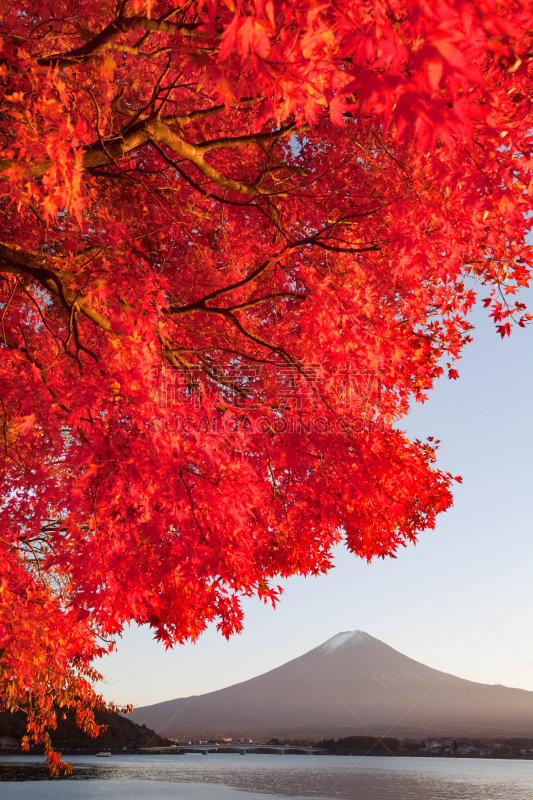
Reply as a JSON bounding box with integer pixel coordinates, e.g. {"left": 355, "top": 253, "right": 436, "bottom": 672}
{"left": 129, "top": 630, "right": 533, "bottom": 739}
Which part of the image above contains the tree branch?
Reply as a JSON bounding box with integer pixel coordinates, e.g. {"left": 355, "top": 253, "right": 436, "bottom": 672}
{"left": 146, "top": 120, "right": 271, "bottom": 196}
{"left": 0, "top": 244, "right": 112, "bottom": 333}
{"left": 197, "top": 122, "right": 308, "bottom": 155}
{"left": 37, "top": 15, "right": 204, "bottom": 68}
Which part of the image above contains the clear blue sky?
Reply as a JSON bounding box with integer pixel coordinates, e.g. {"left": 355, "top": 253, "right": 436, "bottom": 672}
{"left": 96, "top": 294, "right": 533, "bottom": 709}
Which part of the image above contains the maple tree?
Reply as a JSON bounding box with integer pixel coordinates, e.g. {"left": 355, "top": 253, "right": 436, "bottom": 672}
{"left": 1, "top": 0, "right": 533, "bottom": 773}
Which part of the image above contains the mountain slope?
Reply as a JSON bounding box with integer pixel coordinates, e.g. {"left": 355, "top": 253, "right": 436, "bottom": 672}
{"left": 129, "top": 631, "right": 533, "bottom": 739}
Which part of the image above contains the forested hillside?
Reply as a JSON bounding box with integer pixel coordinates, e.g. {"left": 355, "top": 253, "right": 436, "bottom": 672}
{"left": 0, "top": 709, "right": 169, "bottom": 751}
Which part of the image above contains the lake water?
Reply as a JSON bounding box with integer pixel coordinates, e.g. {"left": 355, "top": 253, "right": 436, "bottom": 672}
{"left": 1, "top": 753, "right": 532, "bottom": 800}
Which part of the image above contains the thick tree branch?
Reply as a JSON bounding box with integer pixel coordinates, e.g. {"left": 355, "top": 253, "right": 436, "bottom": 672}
{"left": 2, "top": 106, "right": 296, "bottom": 200}
{"left": 150, "top": 142, "right": 259, "bottom": 208}
{"left": 1, "top": 119, "right": 279, "bottom": 199}
{"left": 37, "top": 16, "right": 204, "bottom": 67}
{"left": 0, "top": 244, "right": 112, "bottom": 333}
{"left": 146, "top": 120, "right": 271, "bottom": 196}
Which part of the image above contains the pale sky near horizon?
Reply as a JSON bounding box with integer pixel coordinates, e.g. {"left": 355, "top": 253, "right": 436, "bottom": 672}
{"left": 96, "top": 291, "right": 533, "bottom": 710}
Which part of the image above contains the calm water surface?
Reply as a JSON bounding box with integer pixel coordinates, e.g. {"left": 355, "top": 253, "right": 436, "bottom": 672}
{"left": 1, "top": 753, "right": 532, "bottom": 800}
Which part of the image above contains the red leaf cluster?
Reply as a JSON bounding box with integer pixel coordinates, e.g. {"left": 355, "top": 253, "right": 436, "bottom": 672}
{"left": 1, "top": 0, "right": 532, "bottom": 769}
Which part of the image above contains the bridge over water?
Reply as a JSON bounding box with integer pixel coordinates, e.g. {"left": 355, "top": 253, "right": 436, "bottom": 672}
{"left": 139, "top": 744, "right": 329, "bottom": 755}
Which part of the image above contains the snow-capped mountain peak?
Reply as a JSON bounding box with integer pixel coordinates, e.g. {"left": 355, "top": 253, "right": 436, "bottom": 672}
{"left": 320, "top": 630, "right": 367, "bottom": 653}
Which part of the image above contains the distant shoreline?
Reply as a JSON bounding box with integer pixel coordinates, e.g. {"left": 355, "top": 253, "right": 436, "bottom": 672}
{"left": 3, "top": 732, "right": 533, "bottom": 761}
{"left": 1, "top": 749, "right": 533, "bottom": 761}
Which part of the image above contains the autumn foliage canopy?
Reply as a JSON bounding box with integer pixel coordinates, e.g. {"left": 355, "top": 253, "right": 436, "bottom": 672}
{"left": 1, "top": 0, "right": 532, "bottom": 770}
